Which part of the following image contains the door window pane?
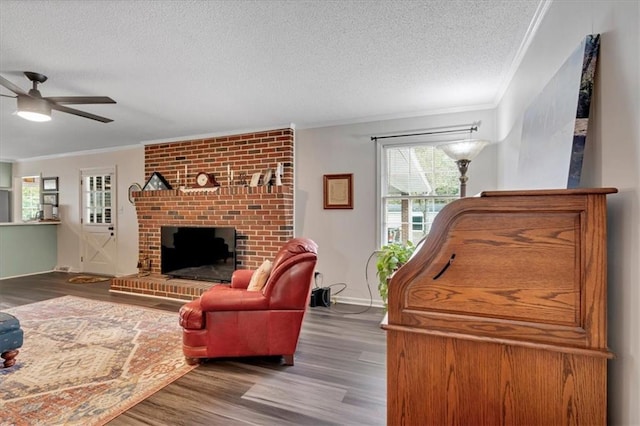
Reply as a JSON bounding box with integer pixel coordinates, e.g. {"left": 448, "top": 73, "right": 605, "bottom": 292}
{"left": 84, "top": 173, "right": 113, "bottom": 224}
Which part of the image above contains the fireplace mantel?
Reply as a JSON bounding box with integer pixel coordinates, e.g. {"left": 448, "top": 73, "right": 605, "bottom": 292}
{"left": 132, "top": 185, "right": 292, "bottom": 200}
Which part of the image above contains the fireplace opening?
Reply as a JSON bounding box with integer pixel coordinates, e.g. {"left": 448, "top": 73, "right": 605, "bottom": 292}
{"left": 161, "top": 226, "right": 236, "bottom": 282}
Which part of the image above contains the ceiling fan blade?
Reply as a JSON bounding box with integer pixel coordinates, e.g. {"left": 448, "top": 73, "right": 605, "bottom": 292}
{"left": 50, "top": 104, "right": 114, "bottom": 123}
{"left": 44, "top": 96, "right": 116, "bottom": 105}
{"left": 0, "top": 75, "right": 28, "bottom": 96}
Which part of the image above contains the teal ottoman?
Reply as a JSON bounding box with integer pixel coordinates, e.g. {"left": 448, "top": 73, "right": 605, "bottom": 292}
{"left": 0, "top": 312, "right": 23, "bottom": 368}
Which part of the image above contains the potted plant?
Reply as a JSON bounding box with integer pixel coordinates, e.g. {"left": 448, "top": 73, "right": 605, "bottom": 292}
{"left": 376, "top": 241, "right": 415, "bottom": 309}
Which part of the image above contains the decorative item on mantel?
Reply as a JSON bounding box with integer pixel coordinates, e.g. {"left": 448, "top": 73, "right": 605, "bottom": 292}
{"left": 177, "top": 164, "right": 188, "bottom": 188}
{"left": 142, "top": 172, "right": 172, "bottom": 191}
{"left": 128, "top": 183, "right": 142, "bottom": 204}
{"left": 237, "top": 172, "right": 248, "bottom": 187}
{"left": 180, "top": 186, "right": 219, "bottom": 194}
{"left": 249, "top": 172, "right": 261, "bottom": 187}
{"left": 194, "top": 172, "right": 220, "bottom": 188}
{"left": 262, "top": 168, "right": 273, "bottom": 186}
{"left": 227, "top": 164, "right": 234, "bottom": 187}
{"left": 275, "top": 162, "right": 283, "bottom": 186}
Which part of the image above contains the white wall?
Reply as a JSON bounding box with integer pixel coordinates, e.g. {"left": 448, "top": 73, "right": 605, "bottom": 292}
{"left": 7, "top": 2, "right": 636, "bottom": 419}
{"left": 496, "top": 1, "right": 639, "bottom": 424}
{"left": 295, "top": 109, "right": 497, "bottom": 305}
{"left": 13, "top": 146, "right": 144, "bottom": 276}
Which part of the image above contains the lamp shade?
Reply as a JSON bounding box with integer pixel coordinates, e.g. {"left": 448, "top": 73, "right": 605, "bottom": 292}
{"left": 17, "top": 96, "right": 52, "bottom": 122}
{"left": 438, "top": 139, "right": 490, "bottom": 161}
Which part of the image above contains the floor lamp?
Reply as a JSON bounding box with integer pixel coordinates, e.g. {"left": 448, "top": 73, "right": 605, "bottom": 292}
{"left": 438, "top": 139, "right": 490, "bottom": 197}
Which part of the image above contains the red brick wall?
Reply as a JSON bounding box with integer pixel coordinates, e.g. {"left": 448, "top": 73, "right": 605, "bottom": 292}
{"left": 135, "top": 128, "right": 294, "bottom": 275}
{"left": 144, "top": 128, "right": 294, "bottom": 188}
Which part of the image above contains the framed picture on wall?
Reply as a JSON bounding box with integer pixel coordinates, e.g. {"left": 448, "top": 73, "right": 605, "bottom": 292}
{"left": 42, "top": 177, "right": 58, "bottom": 191}
{"left": 262, "top": 168, "right": 273, "bottom": 186}
{"left": 323, "top": 173, "right": 353, "bottom": 209}
{"left": 43, "top": 193, "right": 58, "bottom": 206}
{"left": 249, "top": 172, "right": 261, "bottom": 187}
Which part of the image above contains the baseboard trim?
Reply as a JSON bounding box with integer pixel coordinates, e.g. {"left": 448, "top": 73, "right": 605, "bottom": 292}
{"left": 0, "top": 269, "right": 56, "bottom": 280}
{"left": 334, "top": 295, "right": 384, "bottom": 308}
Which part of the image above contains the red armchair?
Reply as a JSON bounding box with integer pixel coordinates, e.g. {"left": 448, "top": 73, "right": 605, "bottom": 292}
{"left": 178, "top": 237, "right": 318, "bottom": 365}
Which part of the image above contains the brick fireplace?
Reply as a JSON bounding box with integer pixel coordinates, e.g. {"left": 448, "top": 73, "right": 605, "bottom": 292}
{"left": 110, "top": 128, "right": 295, "bottom": 300}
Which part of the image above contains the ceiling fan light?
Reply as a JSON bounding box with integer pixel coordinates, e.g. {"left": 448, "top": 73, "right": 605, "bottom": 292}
{"left": 17, "top": 96, "right": 52, "bottom": 122}
{"left": 17, "top": 111, "right": 52, "bottom": 122}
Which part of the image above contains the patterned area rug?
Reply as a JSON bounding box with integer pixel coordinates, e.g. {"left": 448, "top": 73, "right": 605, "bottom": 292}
{"left": 0, "top": 296, "right": 196, "bottom": 425}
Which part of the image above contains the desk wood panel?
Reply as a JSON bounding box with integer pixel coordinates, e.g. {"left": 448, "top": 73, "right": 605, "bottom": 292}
{"left": 385, "top": 188, "right": 616, "bottom": 425}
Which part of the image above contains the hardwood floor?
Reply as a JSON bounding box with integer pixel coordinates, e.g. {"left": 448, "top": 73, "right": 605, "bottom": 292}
{"left": 0, "top": 272, "right": 387, "bottom": 425}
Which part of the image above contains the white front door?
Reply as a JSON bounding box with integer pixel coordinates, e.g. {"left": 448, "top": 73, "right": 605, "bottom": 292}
{"left": 80, "top": 167, "right": 117, "bottom": 275}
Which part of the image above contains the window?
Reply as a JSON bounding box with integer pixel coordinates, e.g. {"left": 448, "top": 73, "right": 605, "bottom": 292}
{"left": 379, "top": 143, "right": 459, "bottom": 246}
{"left": 21, "top": 176, "right": 41, "bottom": 221}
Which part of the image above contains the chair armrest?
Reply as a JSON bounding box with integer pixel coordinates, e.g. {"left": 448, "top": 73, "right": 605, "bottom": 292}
{"left": 179, "top": 299, "right": 204, "bottom": 329}
{"left": 200, "top": 286, "right": 269, "bottom": 311}
{"left": 230, "top": 269, "right": 254, "bottom": 289}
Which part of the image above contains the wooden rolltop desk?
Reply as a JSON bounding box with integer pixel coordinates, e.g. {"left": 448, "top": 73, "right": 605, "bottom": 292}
{"left": 382, "top": 188, "right": 617, "bottom": 425}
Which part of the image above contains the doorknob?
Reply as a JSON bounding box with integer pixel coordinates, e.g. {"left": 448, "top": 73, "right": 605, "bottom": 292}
{"left": 108, "top": 226, "right": 114, "bottom": 230}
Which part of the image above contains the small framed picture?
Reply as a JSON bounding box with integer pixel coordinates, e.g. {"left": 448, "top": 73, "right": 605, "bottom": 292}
{"left": 43, "top": 193, "right": 58, "bottom": 206}
{"left": 262, "top": 168, "right": 273, "bottom": 186}
{"left": 323, "top": 173, "right": 353, "bottom": 209}
{"left": 42, "top": 177, "right": 58, "bottom": 191}
{"left": 249, "top": 172, "right": 261, "bottom": 187}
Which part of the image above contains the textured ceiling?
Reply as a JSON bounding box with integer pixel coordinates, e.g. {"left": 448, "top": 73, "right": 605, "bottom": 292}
{"left": 0, "top": 0, "right": 544, "bottom": 161}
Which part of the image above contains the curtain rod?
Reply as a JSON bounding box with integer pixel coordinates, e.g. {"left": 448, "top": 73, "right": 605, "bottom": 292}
{"left": 370, "top": 126, "right": 477, "bottom": 142}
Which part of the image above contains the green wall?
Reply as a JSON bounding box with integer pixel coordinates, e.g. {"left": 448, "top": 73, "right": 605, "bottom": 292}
{"left": 0, "top": 224, "right": 58, "bottom": 279}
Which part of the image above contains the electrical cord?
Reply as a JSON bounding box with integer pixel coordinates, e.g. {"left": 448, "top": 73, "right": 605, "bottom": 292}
{"left": 312, "top": 237, "right": 428, "bottom": 315}
{"left": 312, "top": 250, "right": 381, "bottom": 315}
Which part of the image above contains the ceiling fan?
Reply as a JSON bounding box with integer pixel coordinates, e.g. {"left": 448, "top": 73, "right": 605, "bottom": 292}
{"left": 0, "top": 71, "right": 116, "bottom": 123}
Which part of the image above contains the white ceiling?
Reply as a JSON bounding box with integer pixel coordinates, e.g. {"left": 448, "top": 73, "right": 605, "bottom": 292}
{"left": 0, "top": 0, "right": 544, "bottom": 161}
